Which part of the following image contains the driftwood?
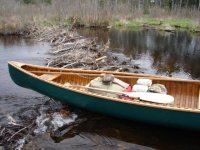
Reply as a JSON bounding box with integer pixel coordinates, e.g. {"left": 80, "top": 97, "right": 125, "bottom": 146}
{"left": 7, "top": 122, "right": 34, "bottom": 142}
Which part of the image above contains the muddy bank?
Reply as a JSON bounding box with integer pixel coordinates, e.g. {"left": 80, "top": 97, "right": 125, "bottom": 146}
{"left": 0, "top": 29, "right": 29, "bottom": 36}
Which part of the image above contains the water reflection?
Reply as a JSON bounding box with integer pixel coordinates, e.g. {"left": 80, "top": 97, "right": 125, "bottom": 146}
{"left": 50, "top": 113, "right": 200, "bottom": 150}
{"left": 0, "top": 35, "right": 35, "bottom": 47}
{"left": 78, "top": 28, "right": 200, "bottom": 79}
{"left": 0, "top": 35, "right": 50, "bottom": 124}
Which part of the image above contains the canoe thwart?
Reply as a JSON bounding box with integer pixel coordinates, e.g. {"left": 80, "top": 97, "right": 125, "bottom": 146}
{"left": 39, "top": 74, "right": 60, "bottom": 81}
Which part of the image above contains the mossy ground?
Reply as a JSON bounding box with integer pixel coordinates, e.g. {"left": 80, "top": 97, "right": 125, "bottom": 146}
{"left": 113, "top": 17, "right": 200, "bottom": 33}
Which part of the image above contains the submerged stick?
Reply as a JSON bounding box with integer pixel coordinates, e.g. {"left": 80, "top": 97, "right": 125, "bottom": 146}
{"left": 0, "top": 128, "right": 5, "bottom": 136}
{"left": 7, "top": 122, "right": 34, "bottom": 142}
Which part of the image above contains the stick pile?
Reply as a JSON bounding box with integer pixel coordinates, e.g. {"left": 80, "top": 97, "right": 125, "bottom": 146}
{"left": 27, "top": 26, "right": 141, "bottom": 72}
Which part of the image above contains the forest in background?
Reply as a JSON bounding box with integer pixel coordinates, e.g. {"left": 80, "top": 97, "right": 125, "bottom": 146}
{"left": 0, "top": 0, "right": 200, "bottom": 34}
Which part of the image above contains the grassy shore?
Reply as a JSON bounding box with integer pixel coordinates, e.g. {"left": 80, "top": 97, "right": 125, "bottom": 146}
{"left": 114, "top": 17, "right": 200, "bottom": 33}
{"left": 0, "top": 0, "right": 200, "bottom": 34}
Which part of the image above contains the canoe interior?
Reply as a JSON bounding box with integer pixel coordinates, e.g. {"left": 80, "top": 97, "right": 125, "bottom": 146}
{"left": 21, "top": 64, "right": 200, "bottom": 110}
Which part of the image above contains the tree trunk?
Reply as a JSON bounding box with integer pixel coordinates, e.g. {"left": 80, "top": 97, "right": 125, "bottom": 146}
{"left": 171, "top": 0, "right": 174, "bottom": 10}
{"left": 198, "top": 0, "right": 200, "bottom": 10}
{"left": 138, "top": 0, "right": 141, "bottom": 10}
{"left": 186, "top": 0, "right": 189, "bottom": 8}
{"left": 179, "top": 0, "right": 182, "bottom": 8}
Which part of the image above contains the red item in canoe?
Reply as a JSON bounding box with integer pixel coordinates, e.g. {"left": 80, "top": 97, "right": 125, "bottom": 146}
{"left": 123, "top": 85, "right": 132, "bottom": 92}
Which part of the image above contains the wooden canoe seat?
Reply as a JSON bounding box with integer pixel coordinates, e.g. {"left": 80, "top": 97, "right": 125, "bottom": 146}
{"left": 40, "top": 74, "right": 60, "bottom": 81}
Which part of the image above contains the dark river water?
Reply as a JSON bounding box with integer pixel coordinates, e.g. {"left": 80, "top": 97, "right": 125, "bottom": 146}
{"left": 78, "top": 28, "right": 200, "bottom": 79}
{"left": 1, "top": 29, "right": 200, "bottom": 150}
{"left": 0, "top": 36, "right": 50, "bottom": 123}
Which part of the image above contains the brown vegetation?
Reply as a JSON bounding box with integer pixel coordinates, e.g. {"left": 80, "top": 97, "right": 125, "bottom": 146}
{"left": 0, "top": 0, "right": 200, "bottom": 34}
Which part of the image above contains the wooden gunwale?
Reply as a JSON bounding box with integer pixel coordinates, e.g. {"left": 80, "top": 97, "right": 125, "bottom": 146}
{"left": 28, "top": 70, "right": 199, "bottom": 84}
{"left": 16, "top": 61, "right": 177, "bottom": 79}
{"left": 30, "top": 70, "right": 167, "bottom": 78}
{"left": 8, "top": 61, "right": 200, "bottom": 113}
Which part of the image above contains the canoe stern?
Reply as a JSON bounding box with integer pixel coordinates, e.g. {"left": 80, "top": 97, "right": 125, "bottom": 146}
{"left": 8, "top": 62, "right": 30, "bottom": 88}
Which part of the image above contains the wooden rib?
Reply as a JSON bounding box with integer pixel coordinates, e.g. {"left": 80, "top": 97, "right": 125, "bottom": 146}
{"left": 167, "top": 82, "right": 178, "bottom": 108}
{"left": 185, "top": 84, "right": 190, "bottom": 109}
{"left": 171, "top": 82, "right": 177, "bottom": 106}
{"left": 180, "top": 83, "right": 185, "bottom": 108}
{"left": 191, "top": 86, "right": 196, "bottom": 109}
{"left": 177, "top": 83, "right": 182, "bottom": 108}
{"left": 181, "top": 84, "right": 188, "bottom": 108}
{"left": 194, "top": 86, "right": 198, "bottom": 109}
{"left": 190, "top": 85, "right": 195, "bottom": 109}
{"left": 198, "top": 88, "right": 200, "bottom": 109}
{"left": 181, "top": 83, "right": 187, "bottom": 108}
{"left": 176, "top": 83, "right": 181, "bottom": 107}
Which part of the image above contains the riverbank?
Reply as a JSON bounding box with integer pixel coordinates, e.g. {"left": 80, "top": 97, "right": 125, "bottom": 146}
{"left": 1, "top": 0, "right": 200, "bottom": 35}
{"left": 1, "top": 16, "right": 199, "bottom": 36}
{"left": 114, "top": 17, "right": 200, "bottom": 33}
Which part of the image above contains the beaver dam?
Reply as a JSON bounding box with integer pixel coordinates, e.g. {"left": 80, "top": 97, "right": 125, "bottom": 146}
{"left": 26, "top": 27, "right": 142, "bottom": 73}
{"left": 1, "top": 27, "right": 200, "bottom": 149}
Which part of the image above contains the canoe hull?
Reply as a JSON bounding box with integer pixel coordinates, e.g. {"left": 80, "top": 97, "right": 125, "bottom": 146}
{"left": 8, "top": 63, "right": 200, "bottom": 130}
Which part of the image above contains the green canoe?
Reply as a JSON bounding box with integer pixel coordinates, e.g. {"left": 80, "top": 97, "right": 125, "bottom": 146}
{"left": 8, "top": 61, "right": 200, "bottom": 130}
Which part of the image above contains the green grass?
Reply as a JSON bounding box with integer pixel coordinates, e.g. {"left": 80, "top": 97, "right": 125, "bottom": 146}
{"left": 114, "top": 26, "right": 143, "bottom": 31}
{"left": 163, "top": 19, "right": 199, "bottom": 32}
{"left": 113, "top": 17, "right": 200, "bottom": 33}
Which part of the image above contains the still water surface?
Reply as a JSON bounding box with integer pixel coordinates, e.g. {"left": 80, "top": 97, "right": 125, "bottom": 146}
{"left": 78, "top": 28, "right": 200, "bottom": 79}
{"left": 0, "top": 36, "right": 50, "bottom": 123}
{"left": 1, "top": 29, "right": 200, "bottom": 150}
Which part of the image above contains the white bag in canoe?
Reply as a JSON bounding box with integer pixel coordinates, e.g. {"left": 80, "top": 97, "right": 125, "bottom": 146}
{"left": 123, "top": 92, "right": 174, "bottom": 104}
{"left": 66, "top": 85, "right": 174, "bottom": 104}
